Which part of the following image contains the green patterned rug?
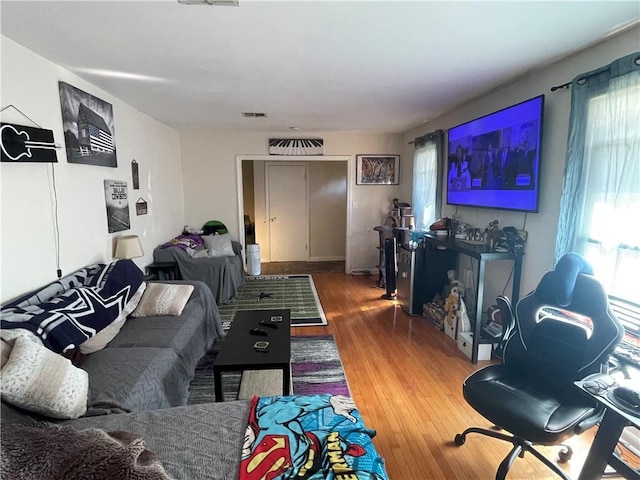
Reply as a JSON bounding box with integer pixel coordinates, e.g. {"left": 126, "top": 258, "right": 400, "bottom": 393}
{"left": 219, "top": 275, "right": 327, "bottom": 329}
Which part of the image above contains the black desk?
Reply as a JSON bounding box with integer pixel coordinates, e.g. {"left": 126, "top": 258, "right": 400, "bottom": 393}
{"left": 213, "top": 309, "right": 291, "bottom": 402}
{"left": 424, "top": 233, "right": 523, "bottom": 363}
{"left": 575, "top": 377, "right": 640, "bottom": 480}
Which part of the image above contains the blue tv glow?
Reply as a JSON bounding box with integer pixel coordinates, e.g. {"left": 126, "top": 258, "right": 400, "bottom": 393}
{"left": 446, "top": 95, "right": 544, "bottom": 213}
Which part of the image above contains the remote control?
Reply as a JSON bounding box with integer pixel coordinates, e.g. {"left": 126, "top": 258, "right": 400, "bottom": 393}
{"left": 260, "top": 320, "right": 278, "bottom": 329}
{"left": 249, "top": 328, "right": 268, "bottom": 336}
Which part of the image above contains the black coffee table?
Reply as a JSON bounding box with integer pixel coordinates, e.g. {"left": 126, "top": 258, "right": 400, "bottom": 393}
{"left": 213, "top": 309, "right": 291, "bottom": 402}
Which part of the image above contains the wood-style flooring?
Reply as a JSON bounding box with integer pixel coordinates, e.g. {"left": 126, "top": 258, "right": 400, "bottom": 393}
{"left": 260, "top": 260, "right": 345, "bottom": 275}
{"left": 297, "top": 272, "right": 596, "bottom": 480}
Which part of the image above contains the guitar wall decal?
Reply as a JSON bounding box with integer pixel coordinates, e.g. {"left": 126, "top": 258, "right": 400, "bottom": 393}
{"left": 0, "top": 123, "right": 60, "bottom": 163}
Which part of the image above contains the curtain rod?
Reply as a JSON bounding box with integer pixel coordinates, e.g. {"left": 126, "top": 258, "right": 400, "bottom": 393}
{"left": 409, "top": 129, "right": 443, "bottom": 145}
{"left": 550, "top": 81, "right": 571, "bottom": 92}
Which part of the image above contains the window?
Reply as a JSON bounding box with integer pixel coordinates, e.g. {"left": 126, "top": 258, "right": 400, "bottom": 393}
{"left": 556, "top": 52, "right": 640, "bottom": 336}
{"left": 412, "top": 130, "right": 444, "bottom": 231}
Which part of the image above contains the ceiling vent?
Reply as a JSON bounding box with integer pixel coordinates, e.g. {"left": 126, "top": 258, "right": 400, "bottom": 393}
{"left": 241, "top": 112, "right": 267, "bottom": 118}
{"left": 178, "top": 0, "right": 239, "bottom": 6}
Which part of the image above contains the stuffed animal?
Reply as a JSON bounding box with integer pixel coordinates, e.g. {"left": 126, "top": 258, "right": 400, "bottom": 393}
{"left": 443, "top": 272, "right": 472, "bottom": 333}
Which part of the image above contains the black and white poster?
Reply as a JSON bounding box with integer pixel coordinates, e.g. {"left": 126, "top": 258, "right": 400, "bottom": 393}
{"left": 104, "top": 180, "right": 130, "bottom": 233}
{"left": 59, "top": 82, "right": 117, "bottom": 167}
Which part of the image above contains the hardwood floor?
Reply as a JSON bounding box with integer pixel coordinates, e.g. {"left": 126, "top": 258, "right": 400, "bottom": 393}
{"left": 301, "top": 273, "right": 595, "bottom": 480}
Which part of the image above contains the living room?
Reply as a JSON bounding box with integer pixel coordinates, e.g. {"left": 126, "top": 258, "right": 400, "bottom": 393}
{"left": 1, "top": 2, "right": 639, "bottom": 479}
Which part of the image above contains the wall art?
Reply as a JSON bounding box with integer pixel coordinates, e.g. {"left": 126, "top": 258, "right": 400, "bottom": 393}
{"left": 135, "top": 197, "right": 148, "bottom": 216}
{"left": 268, "top": 138, "right": 323, "bottom": 156}
{"left": 104, "top": 179, "right": 130, "bottom": 232}
{"left": 356, "top": 154, "right": 400, "bottom": 185}
{"left": 59, "top": 82, "right": 117, "bottom": 167}
{"left": 131, "top": 159, "right": 140, "bottom": 189}
{"left": 0, "top": 123, "right": 59, "bottom": 163}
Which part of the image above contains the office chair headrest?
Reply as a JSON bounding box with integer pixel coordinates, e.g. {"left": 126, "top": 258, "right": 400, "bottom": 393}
{"left": 551, "top": 253, "right": 594, "bottom": 307}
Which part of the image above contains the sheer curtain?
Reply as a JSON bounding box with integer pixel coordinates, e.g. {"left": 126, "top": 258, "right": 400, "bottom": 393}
{"left": 555, "top": 52, "right": 640, "bottom": 303}
{"left": 412, "top": 130, "right": 443, "bottom": 230}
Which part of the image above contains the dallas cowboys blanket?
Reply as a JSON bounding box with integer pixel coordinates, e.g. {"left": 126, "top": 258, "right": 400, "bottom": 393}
{"left": 1, "top": 260, "right": 145, "bottom": 353}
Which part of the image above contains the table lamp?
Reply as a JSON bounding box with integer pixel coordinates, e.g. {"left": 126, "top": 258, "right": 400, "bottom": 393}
{"left": 114, "top": 235, "right": 144, "bottom": 259}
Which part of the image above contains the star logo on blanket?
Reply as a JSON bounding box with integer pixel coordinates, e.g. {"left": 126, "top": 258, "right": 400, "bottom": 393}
{"left": 0, "top": 260, "right": 145, "bottom": 353}
{"left": 240, "top": 394, "right": 389, "bottom": 480}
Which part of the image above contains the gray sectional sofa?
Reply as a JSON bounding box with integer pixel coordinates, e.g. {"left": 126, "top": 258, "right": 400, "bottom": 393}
{"left": 1, "top": 275, "right": 250, "bottom": 479}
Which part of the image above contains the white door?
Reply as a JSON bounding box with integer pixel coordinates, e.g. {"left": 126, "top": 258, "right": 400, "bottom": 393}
{"left": 267, "top": 163, "right": 309, "bottom": 262}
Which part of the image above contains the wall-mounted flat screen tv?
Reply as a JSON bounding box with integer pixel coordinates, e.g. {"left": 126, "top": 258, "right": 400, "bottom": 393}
{"left": 446, "top": 95, "right": 544, "bottom": 213}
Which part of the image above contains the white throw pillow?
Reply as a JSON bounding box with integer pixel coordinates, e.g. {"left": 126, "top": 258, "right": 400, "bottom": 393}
{"left": 202, "top": 233, "right": 235, "bottom": 257}
{"left": 79, "top": 281, "right": 147, "bottom": 355}
{"left": 1, "top": 336, "right": 88, "bottom": 419}
{"left": 130, "top": 283, "right": 195, "bottom": 317}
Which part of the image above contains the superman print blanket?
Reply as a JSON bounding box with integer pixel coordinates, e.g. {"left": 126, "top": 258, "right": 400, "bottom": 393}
{"left": 239, "top": 394, "right": 389, "bottom": 480}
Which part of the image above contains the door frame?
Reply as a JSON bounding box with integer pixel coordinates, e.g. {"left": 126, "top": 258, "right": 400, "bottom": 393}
{"left": 235, "top": 154, "right": 352, "bottom": 273}
{"left": 266, "top": 162, "right": 309, "bottom": 262}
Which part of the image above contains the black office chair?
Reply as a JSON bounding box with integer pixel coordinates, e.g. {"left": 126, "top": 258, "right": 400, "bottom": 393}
{"left": 455, "top": 254, "right": 624, "bottom": 480}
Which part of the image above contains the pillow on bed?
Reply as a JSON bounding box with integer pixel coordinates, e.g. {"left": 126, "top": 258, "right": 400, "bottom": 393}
{"left": 1, "top": 336, "right": 88, "bottom": 419}
{"left": 203, "top": 233, "right": 235, "bottom": 257}
{"left": 130, "top": 283, "right": 195, "bottom": 317}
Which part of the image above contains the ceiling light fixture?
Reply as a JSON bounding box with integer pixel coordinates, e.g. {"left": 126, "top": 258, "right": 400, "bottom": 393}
{"left": 178, "top": 0, "right": 239, "bottom": 5}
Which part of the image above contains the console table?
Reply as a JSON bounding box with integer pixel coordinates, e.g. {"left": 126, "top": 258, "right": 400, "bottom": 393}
{"left": 423, "top": 233, "right": 523, "bottom": 363}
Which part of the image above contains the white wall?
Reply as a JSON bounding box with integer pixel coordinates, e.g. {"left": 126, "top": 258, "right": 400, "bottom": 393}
{"left": 402, "top": 27, "right": 640, "bottom": 308}
{"left": 179, "top": 131, "right": 404, "bottom": 271}
{"left": 0, "top": 36, "right": 185, "bottom": 303}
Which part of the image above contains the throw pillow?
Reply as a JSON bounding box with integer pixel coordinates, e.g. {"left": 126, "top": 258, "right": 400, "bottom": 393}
{"left": 130, "top": 283, "right": 195, "bottom": 317}
{"left": 1, "top": 336, "right": 88, "bottom": 419}
{"left": 186, "top": 247, "right": 210, "bottom": 259}
{"left": 0, "top": 338, "right": 11, "bottom": 369}
{"left": 79, "top": 281, "right": 146, "bottom": 355}
{"left": 202, "top": 233, "right": 235, "bottom": 257}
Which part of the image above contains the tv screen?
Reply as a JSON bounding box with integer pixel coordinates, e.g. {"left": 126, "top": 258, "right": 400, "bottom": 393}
{"left": 446, "top": 95, "right": 544, "bottom": 213}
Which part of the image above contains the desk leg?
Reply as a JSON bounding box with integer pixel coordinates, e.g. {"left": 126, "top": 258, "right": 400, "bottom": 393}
{"left": 512, "top": 254, "right": 522, "bottom": 304}
{"left": 214, "top": 368, "right": 223, "bottom": 402}
{"left": 283, "top": 363, "right": 292, "bottom": 396}
{"left": 472, "top": 259, "right": 487, "bottom": 364}
{"left": 577, "top": 409, "right": 627, "bottom": 480}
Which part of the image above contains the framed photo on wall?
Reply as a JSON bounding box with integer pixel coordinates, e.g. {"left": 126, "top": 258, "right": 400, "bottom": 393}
{"left": 356, "top": 154, "right": 400, "bottom": 185}
{"left": 59, "top": 81, "right": 117, "bottom": 167}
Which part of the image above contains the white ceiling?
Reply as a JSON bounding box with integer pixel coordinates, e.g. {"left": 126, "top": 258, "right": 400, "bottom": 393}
{"left": 1, "top": 1, "right": 638, "bottom": 133}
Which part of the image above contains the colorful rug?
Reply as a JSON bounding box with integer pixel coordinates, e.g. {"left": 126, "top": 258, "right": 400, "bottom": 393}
{"left": 188, "top": 335, "right": 349, "bottom": 404}
{"left": 218, "top": 274, "right": 327, "bottom": 329}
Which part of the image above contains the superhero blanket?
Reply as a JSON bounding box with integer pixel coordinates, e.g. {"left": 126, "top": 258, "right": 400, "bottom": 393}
{"left": 240, "top": 394, "right": 389, "bottom": 480}
{"left": 0, "top": 260, "right": 144, "bottom": 353}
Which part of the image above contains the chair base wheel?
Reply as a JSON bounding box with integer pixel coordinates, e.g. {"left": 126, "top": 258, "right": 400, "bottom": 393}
{"left": 454, "top": 433, "right": 466, "bottom": 446}
{"left": 558, "top": 446, "right": 573, "bottom": 463}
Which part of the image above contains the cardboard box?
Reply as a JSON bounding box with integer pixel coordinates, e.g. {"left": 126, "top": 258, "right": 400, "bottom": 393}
{"left": 457, "top": 331, "right": 492, "bottom": 361}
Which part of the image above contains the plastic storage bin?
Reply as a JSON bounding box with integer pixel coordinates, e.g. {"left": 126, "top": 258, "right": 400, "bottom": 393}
{"left": 247, "top": 244, "right": 261, "bottom": 276}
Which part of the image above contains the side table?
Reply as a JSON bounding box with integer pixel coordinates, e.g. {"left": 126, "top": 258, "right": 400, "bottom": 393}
{"left": 145, "top": 262, "right": 180, "bottom": 281}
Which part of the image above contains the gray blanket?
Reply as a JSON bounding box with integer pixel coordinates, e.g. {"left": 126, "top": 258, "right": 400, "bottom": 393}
{"left": 154, "top": 243, "right": 244, "bottom": 305}
{"left": 1, "top": 422, "right": 173, "bottom": 479}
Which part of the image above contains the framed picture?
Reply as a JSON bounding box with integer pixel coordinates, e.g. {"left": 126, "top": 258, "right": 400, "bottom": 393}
{"left": 356, "top": 154, "right": 400, "bottom": 185}
{"left": 104, "top": 180, "right": 130, "bottom": 232}
{"left": 59, "top": 82, "right": 117, "bottom": 167}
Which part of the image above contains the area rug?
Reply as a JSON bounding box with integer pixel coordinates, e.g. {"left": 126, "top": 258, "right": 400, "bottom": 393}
{"left": 218, "top": 274, "right": 327, "bottom": 329}
{"left": 188, "top": 335, "right": 350, "bottom": 404}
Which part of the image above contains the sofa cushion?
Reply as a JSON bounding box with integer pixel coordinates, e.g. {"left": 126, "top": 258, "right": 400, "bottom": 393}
{"left": 81, "top": 347, "right": 189, "bottom": 415}
{"left": 131, "top": 283, "right": 194, "bottom": 317}
{"left": 1, "top": 336, "right": 88, "bottom": 419}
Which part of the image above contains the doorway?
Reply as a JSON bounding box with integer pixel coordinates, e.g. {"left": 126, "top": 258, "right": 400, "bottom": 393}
{"left": 236, "top": 154, "right": 352, "bottom": 271}
{"left": 267, "top": 163, "right": 309, "bottom": 262}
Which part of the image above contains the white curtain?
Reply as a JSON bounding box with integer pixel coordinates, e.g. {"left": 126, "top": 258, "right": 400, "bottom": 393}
{"left": 556, "top": 52, "right": 640, "bottom": 303}
{"left": 412, "top": 142, "right": 438, "bottom": 230}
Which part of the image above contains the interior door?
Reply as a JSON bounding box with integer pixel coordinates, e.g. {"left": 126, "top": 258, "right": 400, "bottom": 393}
{"left": 267, "top": 163, "right": 309, "bottom": 262}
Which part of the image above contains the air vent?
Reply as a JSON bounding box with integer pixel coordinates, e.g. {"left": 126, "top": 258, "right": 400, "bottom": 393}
{"left": 241, "top": 112, "right": 267, "bottom": 118}
{"left": 178, "top": 0, "right": 239, "bottom": 5}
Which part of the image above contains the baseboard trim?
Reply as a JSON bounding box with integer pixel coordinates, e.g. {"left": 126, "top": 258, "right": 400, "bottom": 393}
{"left": 308, "top": 256, "right": 346, "bottom": 262}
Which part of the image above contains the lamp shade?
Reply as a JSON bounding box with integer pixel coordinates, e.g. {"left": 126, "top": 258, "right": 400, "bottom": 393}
{"left": 114, "top": 235, "right": 144, "bottom": 259}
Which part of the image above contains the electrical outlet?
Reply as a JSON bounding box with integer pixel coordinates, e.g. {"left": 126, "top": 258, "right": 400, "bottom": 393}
{"left": 517, "top": 230, "right": 528, "bottom": 242}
